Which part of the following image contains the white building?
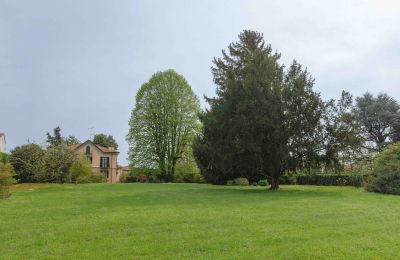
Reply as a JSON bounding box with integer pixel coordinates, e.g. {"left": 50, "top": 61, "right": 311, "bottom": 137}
{"left": 0, "top": 133, "right": 6, "bottom": 153}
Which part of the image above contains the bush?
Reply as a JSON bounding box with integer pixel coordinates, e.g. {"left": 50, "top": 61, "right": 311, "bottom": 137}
{"left": 90, "top": 172, "right": 107, "bottom": 183}
{"left": 279, "top": 175, "right": 296, "bottom": 185}
{"left": 296, "top": 174, "right": 363, "bottom": 187}
{"left": 233, "top": 177, "right": 249, "bottom": 186}
{"left": 69, "top": 157, "right": 93, "bottom": 184}
{"left": 0, "top": 163, "right": 16, "bottom": 199}
{"left": 43, "top": 145, "right": 76, "bottom": 183}
{"left": 9, "top": 144, "right": 45, "bottom": 183}
{"left": 125, "top": 175, "right": 138, "bottom": 183}
{"left": 0, "top": 152, "right": 8, "bottom": 163}
{"left": 366, "top": 143, "right": 400, "bottom": 194}
{"left": 258, "top": 179, "right": 269, "bottom": 186}
{"left": 137, "top": 175, "right": 148, "bottom": 183}
{"left": 226, "top": 180, "right": 234, "bottom": 185}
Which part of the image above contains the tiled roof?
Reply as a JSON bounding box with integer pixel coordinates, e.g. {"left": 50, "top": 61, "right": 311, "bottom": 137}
{"left": 69, "top": 140, "right": 119, "bottom": 153}
{"left": 95, "top": 144, "right": 119, "bottom": 153}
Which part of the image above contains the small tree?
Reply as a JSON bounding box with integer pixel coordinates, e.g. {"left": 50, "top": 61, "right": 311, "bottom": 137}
{"left": 69, "top": 157, "right": 93, "bottom": 184}
{"left": 9, "top": 144, "right": 45, "bottom": 183}
{"left": 366, "top": 143, "right": 400, "bottom": 194}
{"left": 43, "top": 145, "right": 76, "bottom": 183}
{"left": 0, "top": 163, "right": 16, "bottom": 199}
{"left": 93, "top": 134, "right": 118, "bottom": 149}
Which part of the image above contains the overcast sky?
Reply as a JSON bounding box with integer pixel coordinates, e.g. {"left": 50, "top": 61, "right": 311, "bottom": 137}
{"left": 1, "top": 0, "right": 399, "bottom": 164}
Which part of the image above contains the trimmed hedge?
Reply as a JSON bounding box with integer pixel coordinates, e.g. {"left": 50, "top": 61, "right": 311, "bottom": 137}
{"left": 296, "top": 174, "right": 364, "bottom": 187}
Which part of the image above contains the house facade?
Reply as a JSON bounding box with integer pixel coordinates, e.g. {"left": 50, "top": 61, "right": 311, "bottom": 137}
{"left": 0, "top": 133, "right": 6, "bottom": 153}
{"left": 70, "top": 140, "right": 120, "bottom": 183}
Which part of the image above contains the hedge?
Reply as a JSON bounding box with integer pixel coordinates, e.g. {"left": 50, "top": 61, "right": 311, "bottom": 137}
{"left": 296, "top": 174, "right": 364, "bottom": 187}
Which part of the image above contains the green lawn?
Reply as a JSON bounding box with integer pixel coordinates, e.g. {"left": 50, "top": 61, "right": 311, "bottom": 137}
{"left": 1, "top": 183, "right": 400, "bottom": 259}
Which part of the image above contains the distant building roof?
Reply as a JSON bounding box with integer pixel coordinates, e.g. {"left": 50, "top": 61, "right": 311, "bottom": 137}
{"left": 70, "top": 140, "right": 119, "bottom": 154}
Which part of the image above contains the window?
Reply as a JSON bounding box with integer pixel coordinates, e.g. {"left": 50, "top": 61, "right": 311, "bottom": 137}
{"left": 86, "top": 156, "right": 93, "bottom": 164}
{"left": 100, "top": 157, "right": 109, "bottom": 168}
{"left": 86, "top": 145, "right": 91, "bottom": 154}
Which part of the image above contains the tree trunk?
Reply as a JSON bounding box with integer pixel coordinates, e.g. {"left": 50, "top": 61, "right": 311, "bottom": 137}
{"left": 270, "top": 176, "right": 279, "bottom": 190}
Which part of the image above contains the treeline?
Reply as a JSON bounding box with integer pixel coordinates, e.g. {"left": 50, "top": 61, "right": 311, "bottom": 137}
{"left": 192, "top": 30, "right": 400, "bottom": 189}
{"left": 1, "top": 127, "right": 118, "bottom": 187}
{"left": 126, "top": 30, "right": 400, "bottom": 191}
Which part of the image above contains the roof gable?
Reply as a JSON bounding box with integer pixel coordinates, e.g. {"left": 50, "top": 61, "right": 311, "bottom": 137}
{"left": 70, "top": 140, "right": 119, "bottom": 154}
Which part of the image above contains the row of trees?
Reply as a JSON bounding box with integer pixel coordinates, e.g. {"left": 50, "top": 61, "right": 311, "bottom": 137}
{"left": 127, "top": 30, "right": 400, "bottom": 190}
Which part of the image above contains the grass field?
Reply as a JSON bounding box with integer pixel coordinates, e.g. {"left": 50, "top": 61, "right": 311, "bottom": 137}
{"left": 1, "top": 183, "right": 400, "bottom": 259}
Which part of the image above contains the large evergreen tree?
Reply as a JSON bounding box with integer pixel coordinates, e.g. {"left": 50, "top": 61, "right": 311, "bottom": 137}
{"left": 194, "top": 30, "right": 322, "bottom": 189}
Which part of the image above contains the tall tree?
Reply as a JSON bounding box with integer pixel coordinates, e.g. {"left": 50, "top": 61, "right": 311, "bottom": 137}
{"left": 46, "top": 126, "right": 63, "bottom": 147}
{"left": 193, "top": 30, "right": 322, "bottom": 189}
{"left": 127, "top": 70, "right": 200, "bottom": 182}
{"left": 46, "top": 127, "right": 80, "bottom": 146}
{"left": 93, "top": 134, "right": 118, "bottom": 149}
{"left": 355, "top": 93, "right": 400, "bottom": 151}
{"left": 322, "top": 91, "right": 363, "bottom": 172}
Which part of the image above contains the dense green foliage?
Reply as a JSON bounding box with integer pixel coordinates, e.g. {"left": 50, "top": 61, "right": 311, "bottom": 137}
{"left": 9, "top": 144, "right": 45, "bottom": 182}
{"left": 0, "top": 152, "right": 8, "bottom": 163}
{"left": 127, "top": 70, "right": 200, "bottom": 182}
{"left": 69, "top": 157, "right": 96, "bottom": 183}
{"left": 43, "top": 145, "right": 77, "bottom": 183}
{"left": 296, "top": 174, "right": 364, "bottom": 187}
{"left": 366, "top": 143, "right": 400, "bottom": 194}
{"left": 194, "top": 30, "right": 322, "bottom": 189}
{"left": 1, "top": 184, "right": 400, "bottom": 258}
{"left": 46, "top": 126, "right": 80, "bottom": 147}
{"left": 227, "top": 177, "right": 250, "bottom": 186}
{"left": 321, "top": 91, "right": 363, "bottom": 172}
{"left": 355, "top": 93, "right": 400, "bottom": 151}
{"left": 92, "top": 134, "right": 118, "bottom": 149}
{"left": 0, "top": 163, "right": 16, "bottom": 198}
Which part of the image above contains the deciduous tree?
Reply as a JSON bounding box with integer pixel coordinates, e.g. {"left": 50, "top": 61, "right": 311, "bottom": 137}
{"left": 127, "top": 70, "right": 200, "bottom": 182}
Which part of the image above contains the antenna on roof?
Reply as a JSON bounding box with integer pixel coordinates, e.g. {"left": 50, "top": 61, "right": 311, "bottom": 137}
{"left": 89, "top": 127, "right": 94, "bottom": 140}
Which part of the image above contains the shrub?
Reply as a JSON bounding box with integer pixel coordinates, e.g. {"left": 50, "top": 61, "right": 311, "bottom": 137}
{"left": 279, "top": 175, "right": 296, "bottom": 185}
{"left": 366, "top": 143, "right": 400, "bottom": 195}
{"left": 137, "top": 175, "right": 148, "bottom": 183}
{"left": 43, "top": 145, "right": 76, "bottom": 183}
{"left": 9, "top": 144, "right": 45, "bottom": 183}
{"left": 118, "top": 172, "right": 128, "bottom": 183}
{"left": 258, "top": 179, "right": 269, "bottom": 186}
{"left": 296, "top": 174, "right": 363, "bottom": 187}
{"left": 69, "top": 157, "right": 93, "bottom": 184}
{"left": 226, "top": 180, "right": 234, "bottom": 185}
{"left": 0, "top": 152, "right": 8, "bottom": 163}
{"left": 232, "top": 177, "right": 249, "bottom": 186}
{"left": 0, "top": 163, "right": 16, "bottom": 199}
{"left": 125, "top": 175, "right": 138, "bottom": 183}
{"left": 90, "top": 172, "right": 107, "bottom": 183}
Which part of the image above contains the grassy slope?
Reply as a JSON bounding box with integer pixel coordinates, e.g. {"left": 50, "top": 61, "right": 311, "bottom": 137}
{"left": 1, "top": 183, "right": 400, "bottom": 259}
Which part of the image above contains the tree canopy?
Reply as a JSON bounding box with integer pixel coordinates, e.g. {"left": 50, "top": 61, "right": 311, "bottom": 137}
{"left": 193, "top": 30, "right": 323, "bottom": 189}
{"left": 93, "top": 134, "right": 118, "bottom": 149}
{"left": 127, "top": 70, "right": 200, "bottom": 182}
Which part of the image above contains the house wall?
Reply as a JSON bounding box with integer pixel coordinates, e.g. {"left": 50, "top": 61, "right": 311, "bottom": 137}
{"left": 74, "top": 143, "right": 119, "bottom": 183}
{"left": 0, "top": 135, "right": 6, "bottom": 153}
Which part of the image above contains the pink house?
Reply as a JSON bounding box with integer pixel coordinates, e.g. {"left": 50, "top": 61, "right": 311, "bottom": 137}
{"left": 70, "top": 140, "right": 120, "bottom": 183}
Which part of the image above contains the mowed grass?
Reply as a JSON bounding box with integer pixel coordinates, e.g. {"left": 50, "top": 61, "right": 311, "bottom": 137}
{"left": 1, "top": 184, "right": 400, "bottom": 259}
